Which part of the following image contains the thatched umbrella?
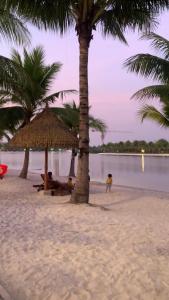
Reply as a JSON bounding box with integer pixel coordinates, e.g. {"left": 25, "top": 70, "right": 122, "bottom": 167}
{"left": 9, "top": 109, "right": 78, "bottom": 190}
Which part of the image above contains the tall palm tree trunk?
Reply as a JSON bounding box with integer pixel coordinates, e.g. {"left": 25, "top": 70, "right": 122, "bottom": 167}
{"left": 19, "top": 148, "right": 29, "bottom": 178}
{"left": 69, "top": 148, "right": 76, "bottom": 177}
{"left": 71, "top": 31, "right": 90, "bottom": 203}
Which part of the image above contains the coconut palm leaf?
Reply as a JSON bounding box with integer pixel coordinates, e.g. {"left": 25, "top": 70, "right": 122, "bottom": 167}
{"left": 42, "top": 90, "right": 77, "bottom": 105}
{"left": 4, "top": 0, "right": 74, "bottom": 33}
{"left": 0, "top": 55, "right": 32, "bottom": 91}
{"left": 89, "top": 116, "right": 107, "bottom": 138}
{"left": 125, "top": 33, "right": 169, "bottom": 134}
{"left": 51, "top": 101, "right": 107, "bottom": 136}
{"left": 132, "top": 85, "right": 169, "bottom": 102}
{"left": 125, "top": 54, "right": 169, "bottom": 83}
{"left": 99, "top": 11, "right": 127, "bottom": 43}
{"left": 5, "top": 1, "right": 169, "bottom": 33}
{"left": 0, "top": 5, "right": 30, "bottom": 44}
{"left": 51, "top": 106, "right": 79, "bottom": 132}
{"left": 141, "top": 32, "right": 169, "bottom": 60}
{"left": 139, "top": 105, "right": 169, "bottom": 127}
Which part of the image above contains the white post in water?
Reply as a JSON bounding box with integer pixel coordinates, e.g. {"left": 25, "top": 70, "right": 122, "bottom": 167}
{"left": 141, "top": 149, "right": 145, "bottom": 172}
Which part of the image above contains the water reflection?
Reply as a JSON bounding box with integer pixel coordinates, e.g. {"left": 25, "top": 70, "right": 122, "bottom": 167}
{"left": 141, "top": 154, "right": 145, "bottom": 172}
{"left": 1, "top": 151, "right": 169, "bottom": 192}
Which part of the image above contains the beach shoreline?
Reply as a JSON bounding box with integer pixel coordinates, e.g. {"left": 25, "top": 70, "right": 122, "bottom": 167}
{"left": 0, "top": 171, "right": 169, "bottom": 299}
{"left": 8, "top": 169, "right": 169, "bottom": 196}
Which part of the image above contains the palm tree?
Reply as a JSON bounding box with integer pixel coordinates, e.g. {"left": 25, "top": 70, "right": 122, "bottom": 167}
{"left": 125, "top": 33, "right": 169, "bottom": 128}
{"left": 0, "top": 46, "right": 75, "bottom": 178}
{"left": 5, "top": 0, "right": 169, "bottom": 203}
{"left": 0, "top": 2, "right": 29, "bottom": 44}
{"left": 52, "top": 101, "right": 107, "bottom": 177}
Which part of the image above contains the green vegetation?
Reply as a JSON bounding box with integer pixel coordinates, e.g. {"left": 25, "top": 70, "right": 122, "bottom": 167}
{"left": 125, "top": 33, "right": 169, "bottom": 129}
{"left": 90, "top": 139, "right": 169, "bottom": 154}
{"left": 2, "top": 139, "right": 169, "bottom": 154}
{"left": 0, "top": 1, "right": 29, "bottom": 44}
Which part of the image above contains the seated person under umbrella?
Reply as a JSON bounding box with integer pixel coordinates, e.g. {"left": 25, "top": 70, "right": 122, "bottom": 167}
{"left": 33, "top": 172, "right": 73, "bottom": 194}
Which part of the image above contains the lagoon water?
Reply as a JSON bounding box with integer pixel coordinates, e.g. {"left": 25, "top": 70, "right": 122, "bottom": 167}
{"left": 0, "top": 151, "right": 169, "bottom": 192}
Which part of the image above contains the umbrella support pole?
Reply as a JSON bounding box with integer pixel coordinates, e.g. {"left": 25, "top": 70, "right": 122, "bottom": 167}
{"left": 44, "top": 147, "right": 48, "bottom": 190}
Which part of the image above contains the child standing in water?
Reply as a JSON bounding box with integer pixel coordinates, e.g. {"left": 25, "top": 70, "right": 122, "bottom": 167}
{"left": 106, "top": 174, "right": 113, "bottom": 192}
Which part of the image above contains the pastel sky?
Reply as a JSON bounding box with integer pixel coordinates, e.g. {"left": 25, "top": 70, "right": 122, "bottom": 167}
{"left": 1, "top": 11, "right": 169, "bottom": 145}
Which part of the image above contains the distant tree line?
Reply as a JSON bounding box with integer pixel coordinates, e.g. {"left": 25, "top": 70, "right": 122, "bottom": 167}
{"left": 90, "top": 139, "right": 169, "bottom": 154}
{"left": 2, "top": 139, "right": 169, "bottom": 154}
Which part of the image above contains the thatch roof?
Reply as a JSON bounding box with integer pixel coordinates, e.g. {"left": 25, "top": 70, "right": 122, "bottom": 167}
{"left": 9, "top": 109, "right": 78, "bottom": 148}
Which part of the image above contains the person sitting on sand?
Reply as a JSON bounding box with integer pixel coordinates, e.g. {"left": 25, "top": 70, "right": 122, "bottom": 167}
{"left": 47, "top": 171, "right": 53, "bottom": 181}
{"left": 33, "top": 171, "right": 54, "bottom": 191}
{"left": 106, "top": 173, "right": 113, "bottom": 192}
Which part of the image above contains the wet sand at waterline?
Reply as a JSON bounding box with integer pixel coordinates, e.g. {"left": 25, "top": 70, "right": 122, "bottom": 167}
{"left": 0, "top": 171, "right": 169, "bottom": 300}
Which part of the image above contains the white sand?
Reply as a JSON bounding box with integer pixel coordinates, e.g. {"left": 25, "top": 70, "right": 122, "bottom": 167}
{"left": 0, "top": 171, "right": 169, "bottom": 300}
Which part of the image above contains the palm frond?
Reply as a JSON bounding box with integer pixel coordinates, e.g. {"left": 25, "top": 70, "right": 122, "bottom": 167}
{"left": 138, "top": 104, "right": 169, "bottom": 127}
{"left": 89, "top": 115, "right": 107, "bottom": 135}
{"left": 125, "top": 54, "right": 169, "bottom": 83}
{"left": 51, "top": 106, "right": 79, "bottom": 134}
{"left": 0, "top": 54, "right": 34, "bottom": 92}
{"left": 132, "top": 84, "right": 169, "bottom": 102}
{"left": 11, "top": 48, "right": 23, "bottom": 66}
{"left": 99, "top": 10, "right": 127, "bottom": 43}
{"left": 141, "top": 32, "right": 169, "bottom": 60}
{"left": 107, "top": 1, "right": 158, "bottom": 32}
{"left": 5, "top": 0, "right": 169, "bottom": 39}
{"left": 40, "top": 63, "right": 62, "bottom": 89}
{"left": 0, "top": 6, "right": 30, "bottom": 44}
{"left": 63, "top": 101, "right": 79, "bottom": 111}
{"left": 4, "top": 0, "right": 75, "bottom": 33}
{"left": 51, "top": 102, "right": 107, "bottom": 138}
{"left": 42, "top": 90, "right": 77, "bottom": 105}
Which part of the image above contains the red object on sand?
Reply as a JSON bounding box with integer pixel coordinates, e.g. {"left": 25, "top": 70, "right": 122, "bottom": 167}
{"left": 0, "top": 164, "right": 8, "bottom": 179}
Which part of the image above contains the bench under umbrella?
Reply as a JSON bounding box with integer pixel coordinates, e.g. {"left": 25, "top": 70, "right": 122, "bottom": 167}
{"left": 9, "top": 109, "right": 78, "bottom": 190}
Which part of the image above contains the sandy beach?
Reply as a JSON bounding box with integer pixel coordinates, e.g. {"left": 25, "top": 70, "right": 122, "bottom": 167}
{"left": 0, "top": 171, "right": 169, "bottom": 300}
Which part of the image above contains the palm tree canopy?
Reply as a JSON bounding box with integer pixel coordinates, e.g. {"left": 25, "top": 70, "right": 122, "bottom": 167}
{"left": 125, "top": 53, "right": 169, "bottom": 83}
{"left": 4, "top": 1, "right": 169, "bottom": 43}
{"left": 125, "top": 33, "right": 169, "bottom": 83}
{"left": 125, "top": 33, "right": 169, "bottom": 130}
{"left": 0, "top": 2, "right": 30, "bottom": 44}
{"left": 0, "top": 46, "right": 76, "bottom": 145}
{"left": 52, "top": 101, "right": 107, "bottom": 137}
{"left": 0, "top": 46, "right": 76, "bottom": 122}
{"left": 125, "top": 33, "right": 169, "bottom": 101}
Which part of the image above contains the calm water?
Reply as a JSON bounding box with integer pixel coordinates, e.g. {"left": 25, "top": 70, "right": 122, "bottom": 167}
{"left": 0, "top": 151, "right": 169, "bottom": 192}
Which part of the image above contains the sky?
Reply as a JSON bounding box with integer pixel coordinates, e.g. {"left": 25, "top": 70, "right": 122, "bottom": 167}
{"left": 1, "top": 11, "right": 169, "bottom": 145}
